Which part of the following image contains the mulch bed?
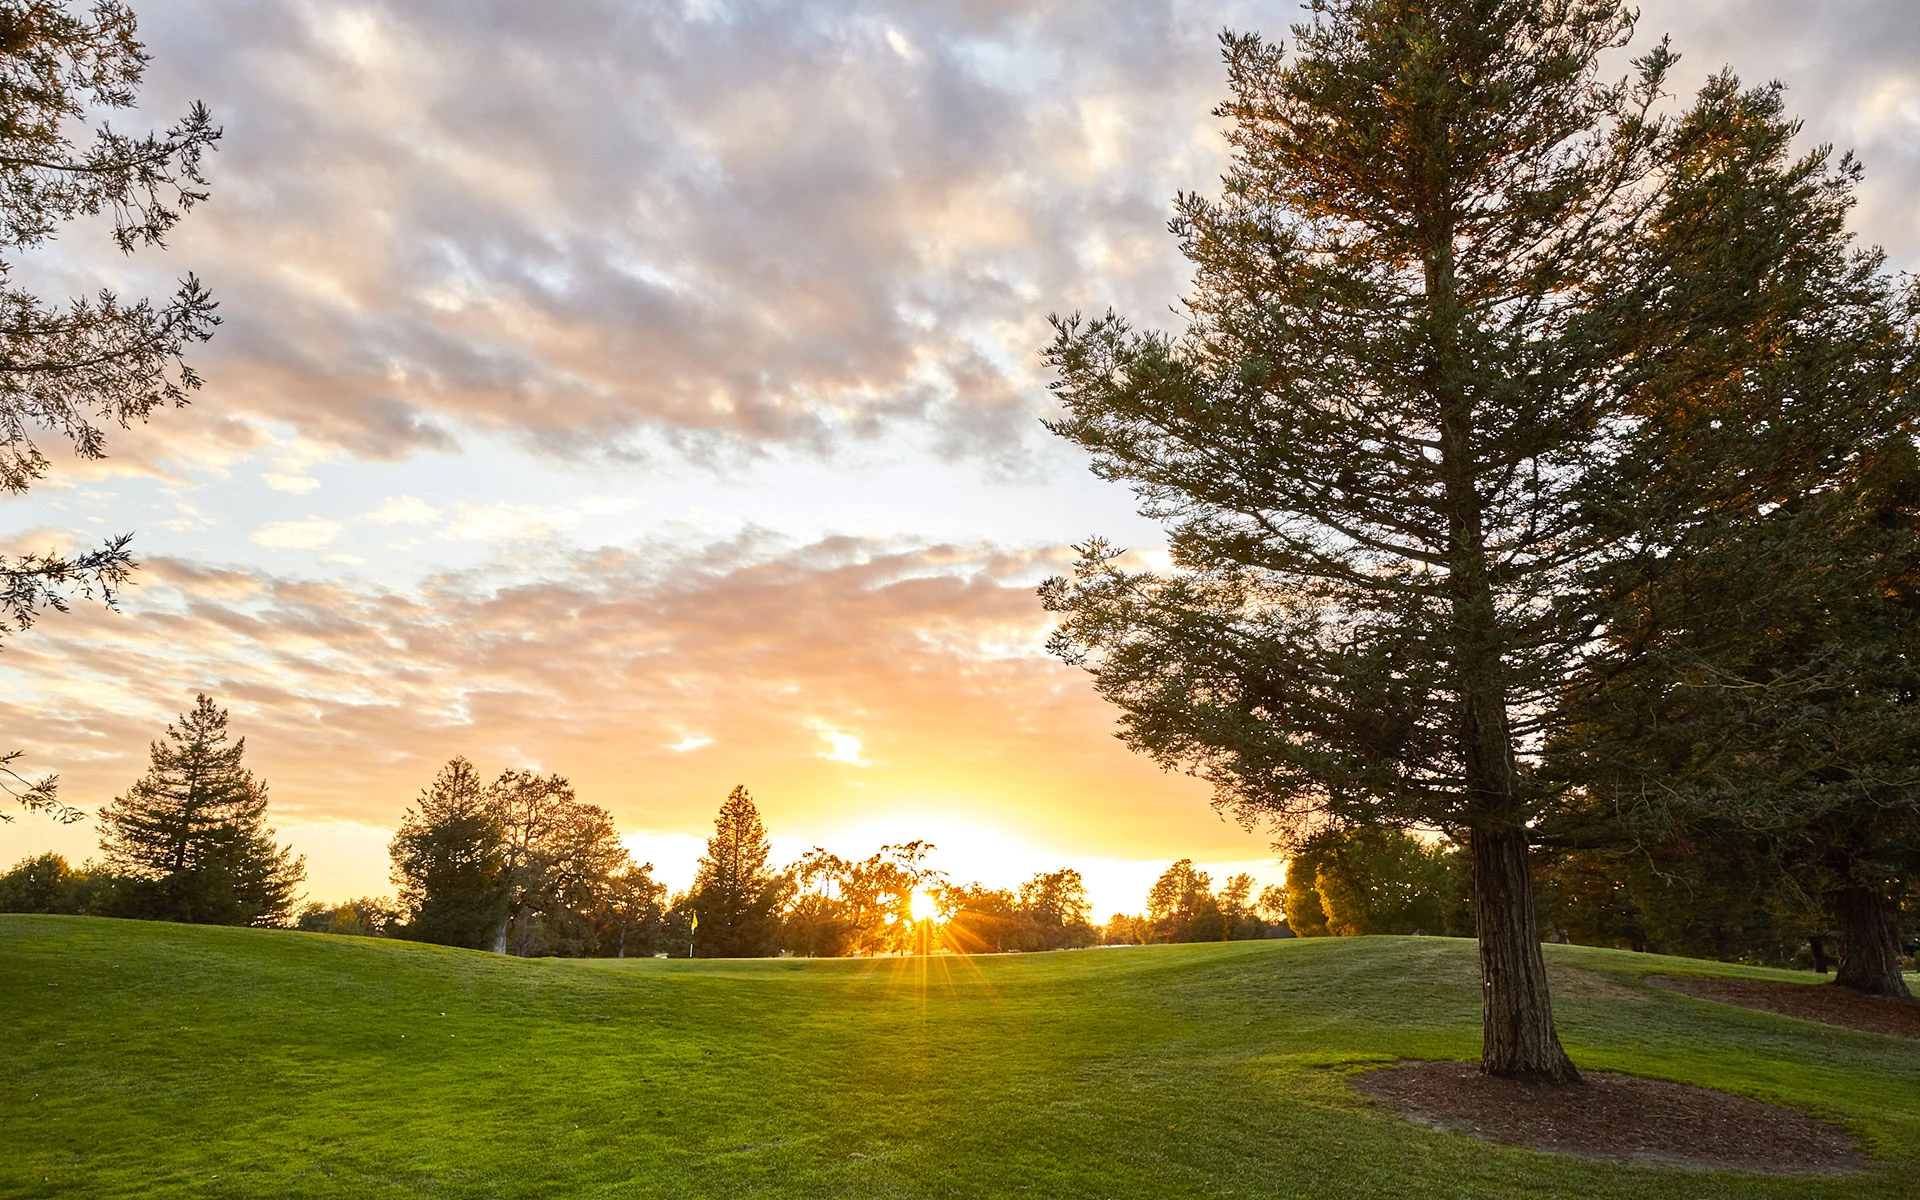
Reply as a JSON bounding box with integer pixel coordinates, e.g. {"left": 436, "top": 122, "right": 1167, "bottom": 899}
{"left": 1648, "top": 974, "right": 1920, "bottom": 1040}
{"left": 1352, "top": 1061, "right": 1866, "bottom": 1175}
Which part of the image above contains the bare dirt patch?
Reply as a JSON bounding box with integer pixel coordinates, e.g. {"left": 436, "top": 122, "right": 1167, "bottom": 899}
{"left": 1649, "top": 974, "right": 1920, "bottom": 1040}
{"left": 1352, "top": 1061, "right": 1866, "bottom": 1174}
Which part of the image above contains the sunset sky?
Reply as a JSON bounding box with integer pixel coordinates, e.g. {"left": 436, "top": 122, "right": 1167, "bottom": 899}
{"left": 3, "top": 0, "right": 1916, "bottom": 919}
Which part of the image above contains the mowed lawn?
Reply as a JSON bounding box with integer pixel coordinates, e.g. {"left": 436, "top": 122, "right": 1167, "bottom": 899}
{"left": 3, "top": 916, "right": 1917, "bottom": 1199}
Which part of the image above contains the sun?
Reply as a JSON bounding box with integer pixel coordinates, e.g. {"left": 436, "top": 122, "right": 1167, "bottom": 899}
{"left": 908, "top": 888, "right": 937, "bottom": 922}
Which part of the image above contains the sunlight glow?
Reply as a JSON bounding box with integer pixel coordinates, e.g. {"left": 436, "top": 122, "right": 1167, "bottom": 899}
{"left": 908, "top": 888, "right": 936, "bottom": 922}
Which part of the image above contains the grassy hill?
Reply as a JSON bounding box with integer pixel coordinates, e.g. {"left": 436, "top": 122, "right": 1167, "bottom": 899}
{"left": 2, "top": 916, "right": 1916, "bottom": 1199}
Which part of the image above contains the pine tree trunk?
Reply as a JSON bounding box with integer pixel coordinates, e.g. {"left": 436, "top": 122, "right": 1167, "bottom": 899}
{"left": 1471, "top": 824, "right": 1582, "bottom": 1081}
{"left": 1831, "top": 885, "right": 1911, "bottom": 998}
{"left": 1808, "top": 934, "right": 1830, "bottom": 975}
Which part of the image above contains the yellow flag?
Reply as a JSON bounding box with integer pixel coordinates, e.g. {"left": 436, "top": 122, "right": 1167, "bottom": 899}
{"left": 690, "top": 911, "right": 699, "bottom": 931}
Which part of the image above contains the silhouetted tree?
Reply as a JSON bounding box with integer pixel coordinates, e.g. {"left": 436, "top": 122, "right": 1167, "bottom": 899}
{"left": 0, "top": 2, "right": 220, "bottom": 820}
{"left": 941, "top": 869, "right": 1098, "bottom": 953}
{"left": 489, "top": 770, "right": 629, "bottom": 956}
{"left": 782, "top": 847, "right": 856, "bottom": 957}
{"left": 0, "top": 852, "right": 74, "bottom": 912}
{"left": 593, "top": 863, "right": 669, "bottom": 959}
{"left": 687, "top": 786, "right": 785, "bottom": 958}
{"left": 1016, "top": 868, "right": 1098, "bottom": 949}
{"left": 1145, "top": 859, "right": 1224, "bottom": 944}
{"left": 97, "top": 695, "right": 303, "bottom": 925}
{"left": 389, "top": 757, "right": 509, "bottom": 950}
{"left": 0, "top": 852, "right": 128, "bottom": 914}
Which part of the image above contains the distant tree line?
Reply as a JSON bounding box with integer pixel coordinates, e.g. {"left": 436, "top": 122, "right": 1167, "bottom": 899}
{"left": 1101, "top": 858, "right": 1287, "bottom": 945}
{"left": 390, "top": 776, "right": 1108, "bottom": 960}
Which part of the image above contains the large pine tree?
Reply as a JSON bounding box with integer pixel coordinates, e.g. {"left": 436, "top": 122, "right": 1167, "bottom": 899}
{"left": 389, "top": 756, "right": 509, "bottom": 950}
{"left": 686, "top": 785, "right": 784, "bottom": 958}
{"left": 98, "top": 695, "right": 302, "bottom": 925}
{"left": 1036, "top": 0, "right": 1887, "bottom": 1077}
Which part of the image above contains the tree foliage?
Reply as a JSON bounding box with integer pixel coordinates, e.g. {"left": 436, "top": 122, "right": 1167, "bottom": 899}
{"left": 389, "top": 757, "right": 648, "bottom": 957}
{"left": 1547, "top": 74, "right": 1920, "bottom": 996}
{"left": 0, "top": 2, "right": 220, "bottom": 818}
{"left": 389, "top": 757, "right": 508, "bottom": 950}
{"left": 940, "top": 868, "right": 1098, "bottom": 954}
{"left": 296, "top": 896, "right": 401, "bottom": 939}
{"left": 1283, "top": 830, "right": 1468, "bottom": 938}
{"left": 489, "top": 769, "right": 631, "bottom": 957}
{"left": 96, "top": 695, "right": 303, "bottom": 926}
{"left": 1036, "top": 0, "right": 1904, "bottom": 1076}
{"left": 686, "top": 785, "right": 786, "bottom": 958}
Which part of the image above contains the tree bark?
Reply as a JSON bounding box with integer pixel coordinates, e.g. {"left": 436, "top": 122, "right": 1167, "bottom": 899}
{"left": 1471, "top": 824, "right": 1582, "bottom": 1082}
{"left": 1831, "top": 885, "right": 1911, "bottom": 998}
{"left": 1808, "top": 934, "right": 1830, "bottom": 975}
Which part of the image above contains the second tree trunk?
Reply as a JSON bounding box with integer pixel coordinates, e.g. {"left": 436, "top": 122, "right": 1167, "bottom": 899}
{"left": 1831, "top": 885, "right": 1912, "bottom": 998}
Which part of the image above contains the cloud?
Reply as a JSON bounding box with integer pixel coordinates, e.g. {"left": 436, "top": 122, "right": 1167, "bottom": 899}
{"left": 814, "top": 727, "right": 871, "bottom": 767}
{"left": 78, "top": 0, "right": 1270, "bottom": 472}
{"left": 360, "top": 495, "right": 443, "bottom": 526}
{"left": 0, "top": 536, "right": 1236, "bottom": 875}
{"left": 439, "top": 502, "right": 571, "bottom": 542}
{"left": 262, "top": 473, "right": 321, "bottom": 494}
{"left": 12, "top": 1, "right": 1908, "bottom": 486}
{"left": 251, "top": 518, "right": 343, "bottom": 549}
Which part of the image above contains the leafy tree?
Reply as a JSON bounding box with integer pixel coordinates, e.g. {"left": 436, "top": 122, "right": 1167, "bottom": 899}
{"left": 687, "top": 785, "right": 786, "bottom": 958}
{"left": 0, "top": 851, "right": 72, "bottom": 911}
{"left": 1016, "top": 867, "right": 1098, "bottom": 948}
{"left": 1550, "top": 76, "right": 1920, "bottom": 997}
{"left": 941, "top": 869, "right": 1099, "bottom": 954}
{"left": 1281, "top": 851, "right": 1331, "bottom": 939}
{"left": 296, "top": 896, "right": 400, "bottom": 938}
{"left": 782, "top": 847, "right": 856, "bottom": 958}
{"left": 390, "top": 758, "right": 636, "bottom": 957}
{"left": 488, "top": 769, "right": 630, "bottom": 957}
{"left": 1323, "top": 831, "right": 1464, "bottom": 937}
{"left": 593, "top": 862, "right": 669, "bottom": 959}
{"left": 939, "top": 881, "right": 1020, "bottom": 953}
{"left": 389, "top": 757, "right": 509, "bottom": 950}
{"left": 1144, "top": 859, "right": 1224, "bottom": 944}
{"left": 1254, "top": 883, "right": 1290, "bottom": 933}
{"left": 97, "top": 695, "right": 303, "bottom": 925}
{"left": 0, "top": 1, "right": 220, "bottom": 820}
{"left": 0, "top": 851, "right": 133, "bottom": 913}
{"left": 1036, "top": 0, "right": 1882, "bottom": 1077}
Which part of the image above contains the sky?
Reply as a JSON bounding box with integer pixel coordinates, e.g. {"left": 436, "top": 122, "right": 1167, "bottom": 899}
{"left": 2, "top": 0, "right": 1917, "bottom": 920}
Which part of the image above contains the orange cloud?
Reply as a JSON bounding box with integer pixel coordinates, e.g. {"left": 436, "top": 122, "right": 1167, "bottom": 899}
{"left": 0, "top": 536, "right": 1275, "bottom": 905}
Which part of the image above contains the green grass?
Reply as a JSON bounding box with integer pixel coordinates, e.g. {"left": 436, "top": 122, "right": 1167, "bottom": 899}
{"left": 3, "top": 917, "right": 1916, "bottom": 1199}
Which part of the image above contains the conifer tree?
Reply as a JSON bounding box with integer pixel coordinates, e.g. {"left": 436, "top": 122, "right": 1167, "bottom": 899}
{"left": 389, "top": 756, "right": 508, "bottom": 949}
{"left": 1551, "top": 73, "right": 1920, "bottom": 998}
{"left": 1037, "top": 0, "right": 1870, "bottom": 1077}
{"left": 0, "top": 2, "right": 220, "bottom": 818}
{"left": 98, "top": 695, "right": 302, "bottom": 925}
{"left": 686, "top": 785, "right": 784, "bottom": 958}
